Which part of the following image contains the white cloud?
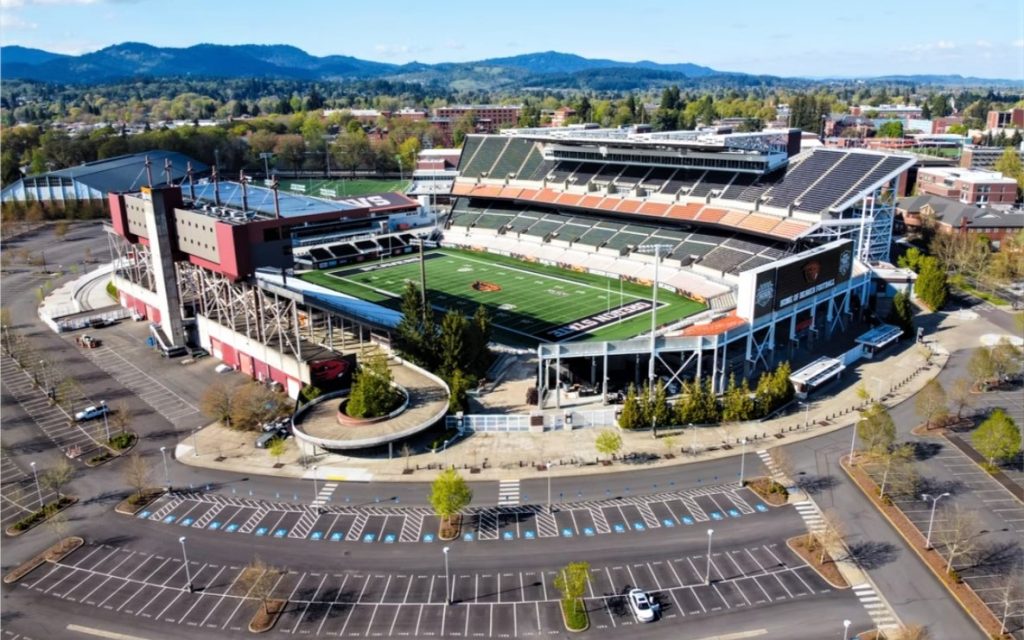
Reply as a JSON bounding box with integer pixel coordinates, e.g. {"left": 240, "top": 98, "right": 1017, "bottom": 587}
{"left": 1013, "top": 38, "right": 1024, "bottom": 48}
{"left": 935, "top": 40, "right": 956, "bottom": 50}
{"left": 975, "top": 39, "right": 992, "bottom": 48}
{"left": 0, "top": 12, "right": 35, "bottom": 28}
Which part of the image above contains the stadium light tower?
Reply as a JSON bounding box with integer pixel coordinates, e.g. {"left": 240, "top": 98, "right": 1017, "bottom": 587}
{"left": 636, "top": 243, "right": 674, "bottom": 437}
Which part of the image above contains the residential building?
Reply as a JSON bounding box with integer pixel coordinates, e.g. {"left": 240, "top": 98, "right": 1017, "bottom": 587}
{"left": 915, "top": 167, "right": 1018, "bottom": 205}
{"left": 898, "top": 195, "right": 1024, "bottom": 247}
{"left": 986, "top": 108, "right": 1024, "bottom": 131}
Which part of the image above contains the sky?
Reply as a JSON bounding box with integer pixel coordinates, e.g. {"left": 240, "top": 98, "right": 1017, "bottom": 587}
{"left": 1, "top": 0, "right": 1023, "bottom": 79}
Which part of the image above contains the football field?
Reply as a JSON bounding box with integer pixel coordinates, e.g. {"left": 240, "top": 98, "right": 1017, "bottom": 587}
{"left": 302, "top": 249, "right": 705, "bottom": 342}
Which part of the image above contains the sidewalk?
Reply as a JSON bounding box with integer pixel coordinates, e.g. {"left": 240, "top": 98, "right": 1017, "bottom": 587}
{"left": 178, "top": 325, "right": 948, "bottom": 483}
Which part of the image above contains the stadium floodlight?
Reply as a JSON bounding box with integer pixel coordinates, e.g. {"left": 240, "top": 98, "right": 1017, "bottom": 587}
{"left": 635, "top": 243, "right": 674, "bottom": 437}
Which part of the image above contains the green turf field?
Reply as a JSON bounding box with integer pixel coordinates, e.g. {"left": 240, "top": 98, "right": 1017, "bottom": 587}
{"left": 301, "top": 248, "right": 706, "bottom": 343}
{"left": 279, "top": 178, "right": 410, "bottom": 198}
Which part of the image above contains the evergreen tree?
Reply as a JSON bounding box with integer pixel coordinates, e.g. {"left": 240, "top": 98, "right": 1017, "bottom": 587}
{"left": 347, "top": 351, "right": 401, "bottom": 418}
{"left": 618, "top": 383, "right": 644, "bottom": 429}
{"left": 395, "top": 281, "right": 436, "bottom": 367}
{"left": 887, "top": 290, "right": 914, "bottom": 337}
{"left": 467, "top": 305, "right": 493, "bottom": 378}
{"left": 915, "top": 256, "right": 948, "bottom": 311}
{"left": 438, "top": 310, "right": 470, "bottom": 377}
{"left": 721, "top": 374, "right": 755, "bottom": 422}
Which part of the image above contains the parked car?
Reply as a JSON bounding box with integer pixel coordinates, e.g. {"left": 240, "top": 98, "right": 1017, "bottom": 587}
{"left": 627, "top": 588, "right": 657, "bottom": 623}
{"left": 255, "top": 427, "right": 290, "bottom": 448}
{"left": 75, "top": 403, "right": 109, "bottom": 422}
{"left": 215, "top": 363, "right": 234, "bottom": 374}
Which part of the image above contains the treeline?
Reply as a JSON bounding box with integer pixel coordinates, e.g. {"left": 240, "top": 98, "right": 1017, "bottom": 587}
{"left": 617, "top": 361, "right": 795, "bottom": 431}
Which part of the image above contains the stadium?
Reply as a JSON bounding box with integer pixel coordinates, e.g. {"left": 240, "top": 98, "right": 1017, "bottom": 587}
{"left": 96, "top": 124, "right": 915, "bottom": 447}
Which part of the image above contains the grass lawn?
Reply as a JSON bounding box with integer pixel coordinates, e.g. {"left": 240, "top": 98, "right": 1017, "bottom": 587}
{"left": 301, "top": 248, "right": 705, "bottom": 343}
{"left": 950, "top": 274, "right": 1009, "bottom": 306}
{"left": 278, "top": 178, "right": 410, "bottom": 198}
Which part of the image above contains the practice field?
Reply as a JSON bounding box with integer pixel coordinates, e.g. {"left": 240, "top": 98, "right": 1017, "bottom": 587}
{"left": 302, "top": 248, "right": 706, "bottom": 343}
{"left": 279, "top": 178, "right": 410, "bottom": 198}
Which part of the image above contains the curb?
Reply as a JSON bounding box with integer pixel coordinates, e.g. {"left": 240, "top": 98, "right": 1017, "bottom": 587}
{"left": 4, "top": 496, "right": 79, "bottom": 538}
{"left": 785, "top": 536, "right": 849, "bottom": 589}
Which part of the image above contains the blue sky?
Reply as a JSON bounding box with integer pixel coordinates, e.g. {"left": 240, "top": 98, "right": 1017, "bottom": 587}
{"left": 2, "top": 0, "right": 1022, "bottom": 78}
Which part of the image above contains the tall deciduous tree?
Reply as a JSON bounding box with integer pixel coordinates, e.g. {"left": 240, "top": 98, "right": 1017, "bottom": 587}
{"left": 200, "top": 382, "right": 234, "bottom": 426}
{"left": 914, "top": 379, "right": 948, "bottom": 429}
{"left": 994, "top": 146, "right": 1024, "bottom": 192}
{"left": 428, "top": 468, "right": 472, "bottom": 529}
{"left": 935, "top": 506, "right": 981, "bottom": 574}
{"left": 972, "top": 409, "right": 1021, "bottom": 466}
{"left": 857, "top": 402, "right": 896, "bottom": 455}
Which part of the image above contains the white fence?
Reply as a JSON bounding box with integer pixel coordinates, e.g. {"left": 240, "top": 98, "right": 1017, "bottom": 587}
{"left": 446, "top": 408, "right": 619, "bottom": 432}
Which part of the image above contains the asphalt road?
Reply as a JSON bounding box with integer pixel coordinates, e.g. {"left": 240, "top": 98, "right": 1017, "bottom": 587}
{"left": 1, "top": 221, "right": 1013, "bottom": 639}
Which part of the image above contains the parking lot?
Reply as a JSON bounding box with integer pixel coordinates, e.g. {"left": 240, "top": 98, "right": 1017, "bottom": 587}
{"left": 16, "top": 538, "right": 845, "bottom": 638}
{"left": 0, "top": 447, "right": 57, "bottom": 527}
{"left": 1, "top": 355, "right": 103, "bottom": 459}
{"left": 891, "top": 445, "right": 1024, "bottom": 639}
{"left": 136, "top": 483, "right": 770, "bottom": 545}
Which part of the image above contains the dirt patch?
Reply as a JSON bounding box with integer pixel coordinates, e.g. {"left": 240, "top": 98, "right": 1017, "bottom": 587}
{"left": 787, "top": 535, "right": 849, "bottom": 589}
{"left": 248, "top": 598, "right": 286, "bottom": 633}
{"left": 115, "top": 489, "right": 166, "bottom": 516}
{"left": 471, "top": 280, "right": 502, "bottom": 293}
{"left": 842, "top": 457, "right": 1004, "bottom": 637}
{"left": 746, "top": 477, "right": 788, "bottom": 506}
{"left": 3, "top": 536, "right": 83, "bottom": 584}
{"left": 438, "top": 515, "right": 462, "bottom": 541}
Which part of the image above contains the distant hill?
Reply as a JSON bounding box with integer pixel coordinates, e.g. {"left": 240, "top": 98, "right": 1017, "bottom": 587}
{"left": 0, "top": 43, "right": 1016, "bottom": 87}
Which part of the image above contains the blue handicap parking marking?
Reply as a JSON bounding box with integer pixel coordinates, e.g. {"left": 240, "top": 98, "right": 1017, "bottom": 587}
{"left": 255, "top": 527, "right": 269, "bottom": 536}
{"left": 363, "top": 533, "right": 377, "bottom": 543}
{"left": 755, "top": 503, "right": 768, "bottom": 513}
{"left": 463, "top": 532, "right": 475, "bottom": 542}
{"left": 561, "top": 527, "right": 574, "bottom": 538}
{"left": 423, "top": 533, "right": 435, "bottom": 543}
{"left": 180, "top": 517, "right": 194, "bottom": 527}
{"left": 523, "top": 530, "right": 536, "bottom": 540}
{"left": 710, "top": 512, "right": 723, "bottom": 521}
{"left": 681, "top": 516, "right": 694, "bottom": 525}
{"left": 136, "top": 511, "right": 151, "bottom": 519}
{"left": 728, "top": 509, "right": 740, "bottom": 518}
{"left": 208, "top": 521, "right": 221, "bottom": 530}
{"left": 662, "top": 518, "right": 675, "bottom": 528}
{"left": 583, "top": 527, "right": 595, "bottom": 537}
{"left": 225, "top": 523, "right": 239, "bottom": 533}
{"left": 310, "top": 531, "right": 323, "bottom": 540}
{"left": 613, "top": 523, "right": 626, "bottom": 533}
{"left": 330, "top": 532, "right": 344, "bottom": 542}
{"left": 163, "top": 515, "right": 177, "bottom": 524}
{"left": 383, "top": 533, "right": 396, "bottom": 544}
{"left": 633, "top": 522, "right": 646, "bottom": 531}
{"left": 274, "top": 528, "right": 288, "bottom": 538}
{"left": 503, "top": 531, "right": 514, "bottom": 540}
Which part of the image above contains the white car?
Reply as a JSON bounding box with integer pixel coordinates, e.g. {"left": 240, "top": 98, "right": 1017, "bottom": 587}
{"left": 627, "top": 588, "right": 656, "bottom": 623}
{"left": 74, "top": 403, "right": 109, "bottom": 422}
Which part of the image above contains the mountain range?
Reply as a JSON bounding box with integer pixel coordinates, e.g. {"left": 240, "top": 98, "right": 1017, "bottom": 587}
{"left": 0, "top": 43, "right": 1015, "bottom": 88}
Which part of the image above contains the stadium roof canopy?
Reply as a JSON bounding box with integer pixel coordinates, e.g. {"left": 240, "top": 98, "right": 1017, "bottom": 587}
{"left": 1, "top": 150, "right": 208, "bottom": 203}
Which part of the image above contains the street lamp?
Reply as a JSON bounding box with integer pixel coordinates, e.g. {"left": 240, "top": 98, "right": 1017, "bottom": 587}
{"left": 801, "top": 401, "right": 810, "bottom": 429}
{"left": 546, "top": 460, "right": 557, "bottom": 513}
{"left": 848, "top": 423, "right": 858, "bottom": 466}
{"left": 738, "top": 438, "right": 748, "bottom": 487}
{"left": 705, "top": 528, "right": 715, "bottom": 585}
{"left": 192, "top": 428, "right": 199, "bottom": 457}
{"left": 922, "top": 492, "right": 950, "bottom": 550}
{"left": 842, "top": 619, "right": 851, "bottom": 640}
{"left": 101, "top": 404, "right": 111, "bottom": 443}
{"left": 259, "top": 152, "right": 274, "bottom": 179}
{"left": 442, "top": 546, "right": 451, "bottom": 606}
{"left": 312, "top": 465, "right": 320, "bottom": 514}
{"left": 178, "top": 536, "right": 194, "bottom": 593}
{"left": 160, "top": 446, "right": 170, "bottom": 489}
{"left": 635, "top": 244, "right": 673, "bottom": 439}
{"left": 29, "top": 461, "right": 42, "bottom": 506}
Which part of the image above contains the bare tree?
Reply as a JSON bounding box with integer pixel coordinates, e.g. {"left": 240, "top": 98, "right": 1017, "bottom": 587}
{"left": 230, "top": 383, "right": 290, "bottom": 432}
{"left": 771, "top": 447, "right": 796, "bottom": 481}
{"left": 948, "top": 378, "right": 973, "bottom": 421}
{"left": 41, "top": 458, "right": 74, "bottom": 498}
{"left": 816, "top": 508, "right": 846, "bottom": 565}
{"left": 914, "top": 379, "right": 948, "bottom": 429}
{"left": 238, "top": 557, "right": 283, "bottom": 615}
{"left": 996, "top": 564, "right": 1024, "bottom": 637}
{"left": 55, "top": 378, "right": 82, "bottom": 414}
{"left": 109, "top": 400, "right": 132, "bottom": 434}
{"left": 200, "top": 382, "right": 234, "bottom": 426}
{"left": 44, "top": 509, "right": 70, "bottom": 547}
{"left": 878, "top": 444, "right": 917, "bottom": 500}
{"left": 122, "top": 452, "right": 151, "bottom": 501}
{"left": 934, "top": 506, "right": 981, "bottom": 574}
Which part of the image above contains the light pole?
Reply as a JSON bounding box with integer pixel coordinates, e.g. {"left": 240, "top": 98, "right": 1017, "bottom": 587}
{"left": 738, "top": 438, "right": 748, "bottom": 487}
{"left": 842, "top": 619, "right": 851, "bottom": 640}
{"left": 848, "top": 423, "right": 858, "bottom": 465}
{"left": 192, "top": 429, "right": 199, "bottom": 457}
{"left": 30, "top": 461, "right": 42, "bottom": 506}
{"left": 635, "top": 244, "right": 673, "bottom": 439}
{"left": 546, "top": 461, "right": 557, "bottom": 513}
{"left": 922, "top": 492, "right": 950, "bottom": 550}
{"left": 101, "top": 404, "right": 111, "bottom": 442}
{"left": 259, "top": 152, "right": 274, "bottom": 179}
{"left": 442, "top": 546, "right": 451, "bottom": 606}
{"left": 312, "top": 465, "right": 320, "bottom": 514}
{"left": 705, "top": 528, "right": 714, "bottom": 585}
{"left": 690, "top": 423, "right": 697, "bottom": 455}
{"left": 178, "top": 536, "right": 194, "bottom": 593}
{"left": 801, "top": 401, "right": 810, "bottom": 429}
{"left": 160, "top": 446, "right": 170, "bottom": 489}
{"left": 396, "top": 155, "right": 404, "bottom": 183}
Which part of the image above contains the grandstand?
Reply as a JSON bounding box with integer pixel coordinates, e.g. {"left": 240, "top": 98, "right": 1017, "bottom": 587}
{"left": 441, "top": 126, "right": 915, "bottom": 399}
